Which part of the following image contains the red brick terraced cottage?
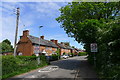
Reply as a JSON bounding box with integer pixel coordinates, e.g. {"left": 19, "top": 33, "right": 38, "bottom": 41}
{"left": 17, "top": 30, "right": 58, "bottom": 56}
{"left": 50, "top": 40, "right": 74, "bottom": 55}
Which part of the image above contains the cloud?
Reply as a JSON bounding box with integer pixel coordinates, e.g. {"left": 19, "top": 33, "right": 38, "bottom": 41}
{"left": 45, "top": 34, "right": 70, "bottom": 42}
{"left": 27, "top": 2, "right": 61, "bottom": 17}
{"left": 1, "top": 0, "right": 73, "bottom": 2}
{"left": 1, "top": 16, "right": 16, "bottom": 45}
{"left": 0, "top": 18, "right": 2, "bottom": 42}
{"left": 1, "top": 16, "right": 35, "bottom": 46}
{"left": 1, "top": 2, "right": 66, "bottom": 44}
{"left": 1, "top": 2, "right": 83, "bottom": 49}
{"left": 45, "top": 34, "right": 83, "bottom": 49}
{"left": 1, "top": 2, "right": 35, "bottom": 46}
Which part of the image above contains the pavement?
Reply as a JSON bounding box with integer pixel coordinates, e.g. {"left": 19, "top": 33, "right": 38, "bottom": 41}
{"left": 6, "top": 56, "right": 99, "bottom": 80}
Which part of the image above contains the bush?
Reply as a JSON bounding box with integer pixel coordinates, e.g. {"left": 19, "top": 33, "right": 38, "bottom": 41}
{"left": 63, "top": 52, "right": 66, "bottom": 55}
{"left": 78, "top": 52, "right": 87, "bottom": 56}
{"left": 68, "top": 53, "right": 74, "bottom": 57}
{"left": 51, "top": 54, "right": 60, "bottom": 61}
{"left": 2, "top": 55, "right": 48, "bottom": 79}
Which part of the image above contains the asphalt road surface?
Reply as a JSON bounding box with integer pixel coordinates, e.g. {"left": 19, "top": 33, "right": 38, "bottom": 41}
{"left": 10, "top": 56, "right": 98, "bottom": 80}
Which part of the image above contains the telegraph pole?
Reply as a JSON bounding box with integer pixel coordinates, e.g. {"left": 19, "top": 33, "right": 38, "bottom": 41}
{"left": 14, "top": 7, "right": 20, "bottom": 57}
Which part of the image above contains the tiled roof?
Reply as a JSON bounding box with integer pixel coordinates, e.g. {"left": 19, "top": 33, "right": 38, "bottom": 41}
{"left": 28, "top": 35, "right": 58, "bottom": 48}
{"left": 57, "top": 43, "right": 73, "bottom": 49}
{"left": 65, "top": 46, "right": 74, "bottom": 49}
{"left": 57, "top": 43, "right": 65, "bottom": 48}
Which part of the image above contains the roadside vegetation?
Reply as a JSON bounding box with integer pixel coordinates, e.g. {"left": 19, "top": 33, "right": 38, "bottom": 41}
{"left": 0, "top": 39, "right": 14, "bottom": 54}
{"left": 2, "top": 55, "right": 48, "bottom": 79}
{"left": 56, "top": 2, "right": 120, "bottom": 80}
{"left": 78, "top": 52, "right": 87, "bottom": 56}
{"left": 50, "top": 54, "right": 60, "bottom": 61}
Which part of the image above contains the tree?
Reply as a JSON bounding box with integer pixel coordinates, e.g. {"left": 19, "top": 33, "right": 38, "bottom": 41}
{"left": 56, "top": 2, "right": 120, "bottom": 79}
{"left": 0, "top": 39, "right": 14, "bottom": 53}
{"left": 2, "top": 39, "right": 11, "bottom": 45}
{"left": 56, "top": 2, "right": 120, "bottom": 55}
{"left": 72, "top": 46, "right": 75, "bottom": 48}
{"left": 56, "top": 2, "right": 120, "bottom": 44}
{"left": 55, "top": 48, "right": 60, "bottom": 54}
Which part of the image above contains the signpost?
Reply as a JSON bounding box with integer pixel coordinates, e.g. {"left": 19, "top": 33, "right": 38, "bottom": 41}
{"left": 90, "top": 43, "right": 98, "bottom": 67}
{"left": 90, "top": 43, "right": 97, "bottom": 52}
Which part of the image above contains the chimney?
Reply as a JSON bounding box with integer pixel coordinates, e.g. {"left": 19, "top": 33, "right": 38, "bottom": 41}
{"left": 61, "top": 42, "right": 65, "bottom": 46}
{"left": 23, "top": 30, "right": 29, "bottom": 36}
{"left": 41, "top": 36, "right": 44, "bottom": 39}
{"left": 51, "top": 39, "right": 55, "bottom": 42}
{"left": 64, "top": 42, "right": 69, "bottom": 46}
{"left": 61, "top": 42, "right": 63, "bottom": 44}
{"left": 55, "top": 40, "right": 58, "bottom": 44}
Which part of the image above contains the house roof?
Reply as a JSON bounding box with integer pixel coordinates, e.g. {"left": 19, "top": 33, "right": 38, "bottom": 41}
{"left": 19, "top": 35, "right": 75, "bottom": 49}
{"left": 57, "top": 43, "right": 73, "bottom": 49}
{"left": 28, "top": 35, "right": 58, "bottom": 48}
{"left": 57, "top": 43, "right": 65, "bottom": 48}
{"left": 65, "top": 46, "right": 74, "bottom": 49}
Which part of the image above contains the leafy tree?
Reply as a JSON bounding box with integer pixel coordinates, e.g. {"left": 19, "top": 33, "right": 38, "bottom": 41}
{"left": 56, "top": 2, "right": 120, "bottom": 44}
{"left": 71, "top": 46, "right": 75, "bottom": 48}
{"left": 63, "top": 52, "right": 66, "bottom": 55}
{"left": 2, "top": 39, "right": 11, "bottom": 45}
{"left": 55, "top": 48, "right": 60, "bottom": 54}
{"left": 56, "top": 2, "right": 120, "bottom": 58}
{"left": 0, "top": 39, "right": 14, "bottom": 53}
{"left": 56, "top": 2, "right": 120, "bottom": 79}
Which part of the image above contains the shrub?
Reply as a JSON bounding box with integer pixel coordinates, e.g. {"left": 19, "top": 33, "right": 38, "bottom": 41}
{"left": 78, "top": 52, "right": 87, "bottom": 56}
{"left": 2, "top": 55, "right": 48, "bottom": 79}
{"left": 68, "top": 53, "right": 74, "bottom": 57}
{"left": 51, "top": 54, "right": 60, "bottom": 61}
{"left": 63, "top": 52, "right": 66, "bottom": 55}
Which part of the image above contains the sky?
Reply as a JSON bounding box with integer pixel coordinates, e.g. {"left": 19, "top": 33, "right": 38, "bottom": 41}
{"left": 0, "top": 1, "right": 84, "bottom": 49}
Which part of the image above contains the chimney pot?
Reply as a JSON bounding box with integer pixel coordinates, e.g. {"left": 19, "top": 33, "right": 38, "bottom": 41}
{"left": 55, "top": 40, "right": 58, "bottom": 44}
{"left": 50, "top": 39, "right": 55, "bottom": 42}
{"left": 61, "top": 42, "right": 63, "bottom": 44}
{"left": 41, "top": 36, "right": 44, "bottom": 39}
{"left": 23, "top": 30, "right": 29, "bottom": 36}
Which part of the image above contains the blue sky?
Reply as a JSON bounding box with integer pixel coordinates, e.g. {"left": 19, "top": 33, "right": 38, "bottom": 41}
{"left": 1, "top": 2, "right": 84, "bottom": 49}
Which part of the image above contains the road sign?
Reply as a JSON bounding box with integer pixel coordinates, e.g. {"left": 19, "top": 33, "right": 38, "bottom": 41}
{"left": 90, "top": 43, "right": 98, "bottom": 52}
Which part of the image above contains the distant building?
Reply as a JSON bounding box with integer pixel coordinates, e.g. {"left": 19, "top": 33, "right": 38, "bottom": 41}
{"left": 50, "top": 40, "right": 74, "bottom": 55}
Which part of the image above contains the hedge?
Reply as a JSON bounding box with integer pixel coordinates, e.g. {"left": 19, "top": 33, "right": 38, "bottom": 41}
{"left": 2, "top": 55, "right": 48, "bottom": 79}
{"left": 78, "top": 52, "right": 87, "bottom": 56}
{"left": 68, "top": 53, "right": 74, "bottom": 57}
{"left": 50, "top": 54, "right": 60, "bottom": 61}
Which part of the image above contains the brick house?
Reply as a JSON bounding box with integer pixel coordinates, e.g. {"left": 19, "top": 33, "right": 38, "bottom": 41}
{"left": 50, "top": 40, "right": 74, "bottom": 55}
{"left": 17, "top": 30, "right": 58, "bottom": 56}
{"left": 61, "top": 42, "right": 74, "bottom": 55}
{"left": 17, "top": 30, "right": 76, "bottom": 56}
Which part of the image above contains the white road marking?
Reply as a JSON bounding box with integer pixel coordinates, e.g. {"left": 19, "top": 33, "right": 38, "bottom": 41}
{"left": 41, "top": 76, "right": 46, "bottom": 78}
{"left": 26, "top": 75, "right": 35, "bottom": 78}
{"left": 38, "top": 66, "right": 59, "bottom": 72}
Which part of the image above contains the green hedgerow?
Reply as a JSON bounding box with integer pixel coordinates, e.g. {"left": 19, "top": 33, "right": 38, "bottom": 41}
{"left": 2, "top": 55, "right": 48, "bottom": 79}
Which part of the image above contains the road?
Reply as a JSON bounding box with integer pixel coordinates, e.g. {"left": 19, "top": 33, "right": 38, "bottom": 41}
{"left": 9, "top": 56, "right": 98, "bottom": 80}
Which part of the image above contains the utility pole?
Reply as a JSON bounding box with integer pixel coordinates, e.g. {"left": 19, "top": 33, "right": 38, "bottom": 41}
{"left": 14, "top": 7, "right": 20, "bottom": 57}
